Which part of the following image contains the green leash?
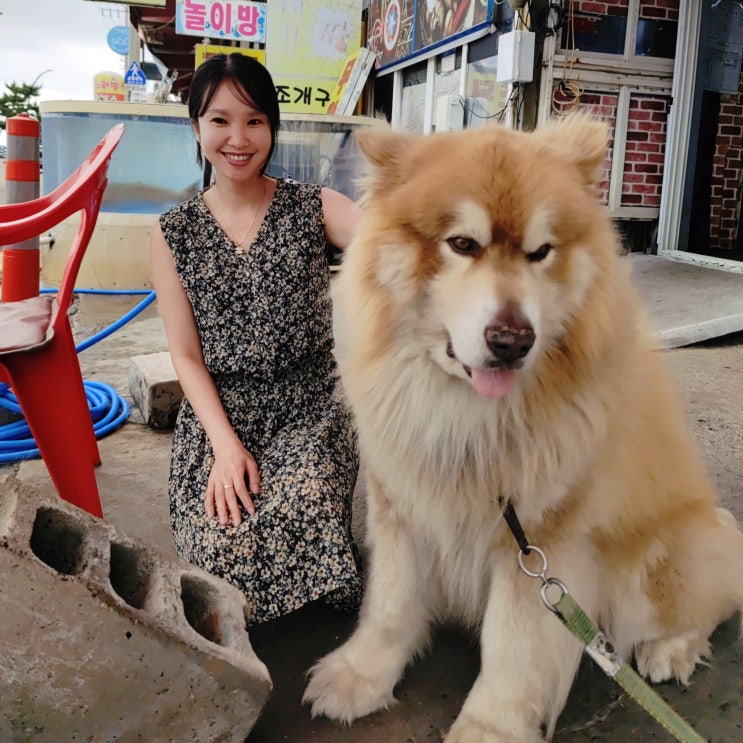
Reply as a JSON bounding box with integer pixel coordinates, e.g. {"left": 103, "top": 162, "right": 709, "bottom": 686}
{"left": 503, "top": 502, "right": 708, "bottom": 743}
{"left": 552, "top": 591, "right": 707, "bottom": 743}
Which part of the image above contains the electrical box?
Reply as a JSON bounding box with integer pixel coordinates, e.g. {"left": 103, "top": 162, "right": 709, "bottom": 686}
{"left": 497, "top": 30, "right": 536, "bottom": 84}
{"left": 435, "top": 95, "right": 465, "bottom": 132}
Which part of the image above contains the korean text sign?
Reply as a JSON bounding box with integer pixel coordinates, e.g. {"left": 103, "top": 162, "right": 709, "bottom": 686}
{"left": 176, "top": 0, "right": 266, "bottom": 43}
{"left": 266, "top": 0, "right": 362, "bottom": 114}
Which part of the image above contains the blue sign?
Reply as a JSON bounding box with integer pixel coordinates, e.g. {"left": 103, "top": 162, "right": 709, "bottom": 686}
{"left": 124, "top": 60, "right": 147, "bottom": 87}
{"left": 107, "top": 26, "right": 130, "bottom": 56}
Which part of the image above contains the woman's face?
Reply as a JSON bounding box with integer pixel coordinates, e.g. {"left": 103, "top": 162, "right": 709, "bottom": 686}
{"left": 193, "top": 80, "right": 273, "bottom": 182}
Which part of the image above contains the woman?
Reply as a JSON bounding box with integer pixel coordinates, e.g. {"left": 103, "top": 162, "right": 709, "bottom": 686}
{"left": 150, "top": 53, "right": 363, "bottom": 623}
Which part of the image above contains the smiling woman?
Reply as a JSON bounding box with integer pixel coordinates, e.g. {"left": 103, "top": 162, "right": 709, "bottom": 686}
{"left": 149, "top": 53, "right": 365, "bottom": 626}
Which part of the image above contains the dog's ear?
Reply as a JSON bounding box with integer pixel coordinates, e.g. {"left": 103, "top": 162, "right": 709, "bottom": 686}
{"left": 535, "top": 114, "right": 609, "bottom": 186}
{"left": 354, "top": 124, "right": 417, "bottom": 195}
{"left": 355, "top": 123, "right": 411, "bottom": 167}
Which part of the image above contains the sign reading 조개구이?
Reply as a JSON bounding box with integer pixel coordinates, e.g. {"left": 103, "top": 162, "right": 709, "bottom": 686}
{"left": 266, "top": 0, "right": 363, "bottom": 114}
{"left": 175, "top": 0, "right": 266, "bottom": 42}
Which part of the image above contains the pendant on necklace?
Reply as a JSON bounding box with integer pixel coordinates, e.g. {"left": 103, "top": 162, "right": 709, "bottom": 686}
{"left": 212, "top": 181, "right": 267, "bottom": 250}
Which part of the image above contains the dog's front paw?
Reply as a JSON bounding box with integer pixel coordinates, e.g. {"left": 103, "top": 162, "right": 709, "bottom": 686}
{"left": 303, "top": 650, "right": 396, "bottom": 724}
{"left": 446, "top": 716, "right": 543, "bottom": 743}
{"left": 635, "top": 631, "right": 710, "bottom": 684}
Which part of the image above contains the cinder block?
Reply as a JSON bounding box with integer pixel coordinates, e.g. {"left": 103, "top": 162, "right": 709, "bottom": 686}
{"left": 0, "top": 476, "right": 272, "bottom": 743}
{"left": 129, "top": 351, "right": 183, "bottom": 428}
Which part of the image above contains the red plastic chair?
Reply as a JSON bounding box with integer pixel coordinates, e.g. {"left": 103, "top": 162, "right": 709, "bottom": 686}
{"left": 0, "top": 123, "right": 125, "bottom": 518}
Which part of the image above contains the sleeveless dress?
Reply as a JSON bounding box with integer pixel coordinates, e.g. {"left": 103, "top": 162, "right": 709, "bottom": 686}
{"left": 159, "top": 178, "right": 362, "bottom": 624}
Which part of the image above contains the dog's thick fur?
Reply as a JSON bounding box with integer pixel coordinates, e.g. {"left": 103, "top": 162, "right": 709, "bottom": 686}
{"left": 303, "top": 116, "right": 743, "bottom": 741}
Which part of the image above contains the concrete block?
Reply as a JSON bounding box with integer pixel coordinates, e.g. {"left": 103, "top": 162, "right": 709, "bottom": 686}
{"left": 0, "top": 476, "right": 272, "bottom": 743}
{"left": 129, "top": 351, "right": 183, "bottom": 428}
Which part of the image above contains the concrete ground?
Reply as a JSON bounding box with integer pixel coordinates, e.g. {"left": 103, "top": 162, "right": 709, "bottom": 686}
{"left": 5, "top": 263, "right": 743, "bottom": 742}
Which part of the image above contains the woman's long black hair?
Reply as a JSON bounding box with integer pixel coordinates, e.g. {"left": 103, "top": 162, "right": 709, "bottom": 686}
{"left": 187, "top": 53, "right": 280, "bottom": 186}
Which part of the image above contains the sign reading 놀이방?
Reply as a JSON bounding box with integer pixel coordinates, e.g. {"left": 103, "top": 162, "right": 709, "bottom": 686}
{"left": 176, "top": 0, "right": 266, "bottom": 43}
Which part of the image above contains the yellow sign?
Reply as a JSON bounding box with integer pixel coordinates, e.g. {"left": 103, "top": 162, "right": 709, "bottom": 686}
{"left": 93, "top": 71, "right": 126, "bottom": 102}
{"left": 194, "top": 44, "right": 266, "bottom": 69}
{"left": 327, "top": 47, "right": 374, "bottom": 115}
{"left": 267, "top": 0, "right": 362, "bottom": 114}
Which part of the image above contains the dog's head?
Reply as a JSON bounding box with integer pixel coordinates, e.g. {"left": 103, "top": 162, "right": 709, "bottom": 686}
{"left": 349, "top": 115, "right": 620, "bottom": 399}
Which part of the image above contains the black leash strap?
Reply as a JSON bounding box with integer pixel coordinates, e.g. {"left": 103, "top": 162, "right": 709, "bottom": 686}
{"left": 503, "top": 500, "right": 531, "bottom": 554}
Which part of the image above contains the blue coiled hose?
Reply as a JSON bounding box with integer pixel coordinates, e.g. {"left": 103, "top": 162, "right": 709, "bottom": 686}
{"left": 0, "top": 288, "right": 157, "bottom": 464}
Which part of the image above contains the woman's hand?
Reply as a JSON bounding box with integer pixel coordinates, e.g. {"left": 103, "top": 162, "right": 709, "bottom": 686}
{"left": 205, "top": 439, "right": 261, "bottom": 527}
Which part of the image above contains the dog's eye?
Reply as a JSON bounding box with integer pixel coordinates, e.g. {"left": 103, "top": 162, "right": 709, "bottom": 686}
{"left": 447, "top": 236, "right": 480, "bottom": 256}
{"left": 526, "top": 243, "right": 553, "bottom": 262}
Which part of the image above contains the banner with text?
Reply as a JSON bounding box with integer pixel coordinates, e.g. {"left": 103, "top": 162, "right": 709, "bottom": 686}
{"left": 266, "top": 0, "right": 362, "bottom": 114}
{"left": 176, "top": 0, "right": 266, "bottom": 43}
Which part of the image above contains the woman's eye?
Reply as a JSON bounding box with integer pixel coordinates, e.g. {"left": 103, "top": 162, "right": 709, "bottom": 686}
{"left": 447, "top": 236, "right": 480, "bottom": 256}
{"left": 527, "top": 243, "right": 553, "bottom": 262}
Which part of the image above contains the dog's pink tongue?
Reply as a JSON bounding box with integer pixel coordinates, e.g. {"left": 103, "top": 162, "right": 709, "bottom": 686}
{"left": 470, "top": 368, "right": 516, "bottom": 398}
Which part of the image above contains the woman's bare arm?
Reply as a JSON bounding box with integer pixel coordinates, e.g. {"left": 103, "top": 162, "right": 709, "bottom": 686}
{"left": 150, "top": 222, "right": 259, "bottom": 526}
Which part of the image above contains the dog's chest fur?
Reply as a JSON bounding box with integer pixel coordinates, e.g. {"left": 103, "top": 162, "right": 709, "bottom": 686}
{"left": 355, "top": 351, "right": 606, "bottom": 621}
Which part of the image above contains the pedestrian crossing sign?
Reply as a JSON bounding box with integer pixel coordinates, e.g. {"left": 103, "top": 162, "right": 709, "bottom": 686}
{"left": 124, "top": 61, "right": 147, "bottom": 87}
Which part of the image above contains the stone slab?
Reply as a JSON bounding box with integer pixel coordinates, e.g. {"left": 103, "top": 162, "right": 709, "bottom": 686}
{"left": 0, "top": 476, "right": 271, "bottom": 742}
{"left": 129, "top": 351, "right": 182, "bottom": 428}
{"left": 631, "top": 253, "right": 743, "bottom": 347}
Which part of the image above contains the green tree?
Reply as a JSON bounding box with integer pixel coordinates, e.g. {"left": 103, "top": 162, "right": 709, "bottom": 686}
{"left": 0, "top": 82, "right": 41, "bottom": 131}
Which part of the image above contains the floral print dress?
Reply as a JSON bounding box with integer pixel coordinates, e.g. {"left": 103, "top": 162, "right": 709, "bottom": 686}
{"left": 159, "top": 178, "right": 362, "bottom": 624}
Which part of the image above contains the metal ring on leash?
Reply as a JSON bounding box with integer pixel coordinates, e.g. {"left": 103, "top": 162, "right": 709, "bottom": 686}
{"left": 517, "top": 544, "right": 548, "bottom": 577}
{"left": 540, "top": 577, "right": 569, "bottom": 614}
{"left": 517, "top": 545, "right": 568, "bottom": 614}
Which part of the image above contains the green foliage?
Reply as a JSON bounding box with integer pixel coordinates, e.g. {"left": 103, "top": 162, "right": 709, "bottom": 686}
{"left": 0, "top": 82, "right": 41, "bottom": 131}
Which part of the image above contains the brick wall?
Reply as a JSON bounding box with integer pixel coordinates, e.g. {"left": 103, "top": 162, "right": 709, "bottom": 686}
{"left": 623, "top": 94, "right": 670, "bottom": 208}
{"left": 551, "top": 89, "right": 617, "bottom": 203}
{"left": 568, "top": 0, "right": 629, "bottom": 15}
{"left": 551, "top": 90, "right": 670, "bottom": 210}
{"left": 567, "top": 0, "right": 679, "bottom": 21}
{"left": 553, "top": 1, "right": 677, "bottom": 213}
{"left": 710, "top": 66, "right": 743, "bottom": 250}
{"left": 638, "top": 0, "right": 679, "bottom": 21}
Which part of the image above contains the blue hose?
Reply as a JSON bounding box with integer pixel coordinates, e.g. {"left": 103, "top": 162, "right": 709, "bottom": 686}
{"left": 0, "top": 289, "right": 157, "bottom": 464}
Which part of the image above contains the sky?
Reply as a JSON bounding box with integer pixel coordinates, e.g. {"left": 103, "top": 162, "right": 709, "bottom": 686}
{"left": 0, "top": 0, "right": 135, "bottom": 104}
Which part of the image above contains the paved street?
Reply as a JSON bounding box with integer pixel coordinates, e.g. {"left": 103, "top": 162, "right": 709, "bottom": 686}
{"left": 5, "top": 280, "right": 743, "bottom": 742}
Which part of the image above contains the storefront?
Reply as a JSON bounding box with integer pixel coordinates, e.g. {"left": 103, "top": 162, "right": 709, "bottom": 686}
{"left": 366, "top": 0, "right": 743, "bottom": 268}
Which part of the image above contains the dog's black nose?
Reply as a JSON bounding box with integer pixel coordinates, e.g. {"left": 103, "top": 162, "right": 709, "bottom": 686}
{"left": 484, "top": 311, "right": 535, "bottom": 363}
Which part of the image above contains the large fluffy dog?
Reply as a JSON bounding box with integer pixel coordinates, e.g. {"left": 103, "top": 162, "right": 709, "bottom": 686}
{"left": 303, "top": 116, "right": 743, "bottom": 741}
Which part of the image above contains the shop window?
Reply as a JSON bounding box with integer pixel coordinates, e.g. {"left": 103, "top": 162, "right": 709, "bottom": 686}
{"left": 566, "top": 13, "right": 627, "bottom": 56}
{"left": 635, "top": 18, "right": 677, "bottom": 58}
{"left": 373, "top": 73, "right": 394, "bottom": 122}
{"left": 401, "top": 60, "right": 428, "bottom": 133}
{"left": 558, "top": 0, "right": 678, "bottom": 64}
{"left": 464, "top": 31, "right": 510, "bottom": 127}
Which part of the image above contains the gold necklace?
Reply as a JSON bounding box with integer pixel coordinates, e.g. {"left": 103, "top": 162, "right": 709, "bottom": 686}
{"left": 212, "top": 180, "right": 268, "bottom": 249}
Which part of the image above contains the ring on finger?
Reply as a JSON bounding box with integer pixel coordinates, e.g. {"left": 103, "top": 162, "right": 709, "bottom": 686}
{"left": 224, "top": 483, "right": 234, "bottom": 490}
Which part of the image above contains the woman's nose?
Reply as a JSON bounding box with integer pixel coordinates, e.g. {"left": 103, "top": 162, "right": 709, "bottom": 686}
{"left": 228, "top": 125, "right": 250, "bottom": 145}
